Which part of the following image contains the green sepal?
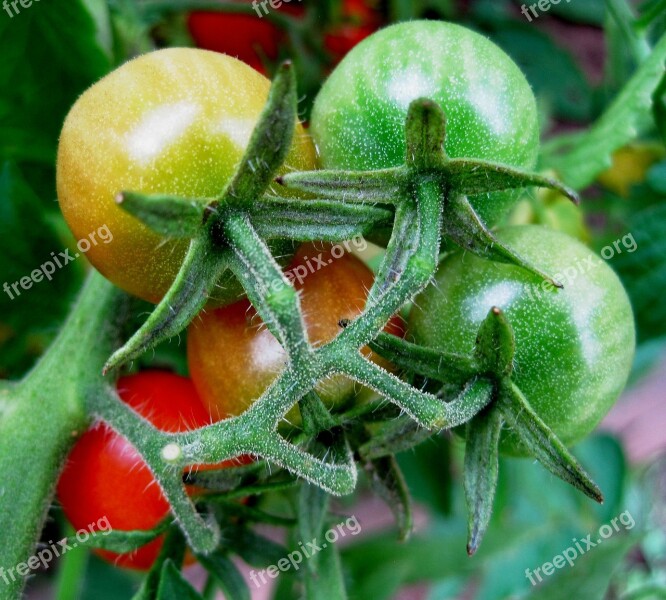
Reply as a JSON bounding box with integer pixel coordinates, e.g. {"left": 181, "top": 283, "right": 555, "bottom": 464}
{"left": 220, "top": 61, "right": 298, "bottom": 207}
{"left": 195, "top": 550, "right": 250, "bottom": 600}
{"left": 364, "top": 455, "right": 413, "bottom": 542}
{"left": 405, "top": 98, "right": 447, "bottom": 169}
{"left": 103, "top": 235, "right": 228, "bottom": 373}
{"left": 156, "top": 560, "right": 204, "bottom": 600}
{"left": 116, "top": 191, "right": 209, "bottom": 238}
{"left": 278, "top": 166, "right": 407, "bottom": 204}
{"left": 251, "top": 195, "right": 394, "bottom": 241}
{"left": 299, "top": 391, "right": 337, "bottom": 436}
{"left": 463, "top": 406, "right": 502, "bottom": 556}
{"left": 498, "top": 380, "right": 603, "bottom": 503}
{"left": 75, "top": 519, "right": 170, "bottom": 553}
{"left": 369, "top": 332, "right": 478, "bottom": 385}
{"left": 443, "top": 194, "right": 563, "bottom": 287}
{"left": 132, "top": 528, "right": 188, "bottom": 600}
{"left": 474, "top": 307, "right": 516, "bottom": 377}
{"left": 443, "top": 158, "right": 579, "bottom": 204}
{"left": 358, "top": 417, "right": 435, "bottom": 461}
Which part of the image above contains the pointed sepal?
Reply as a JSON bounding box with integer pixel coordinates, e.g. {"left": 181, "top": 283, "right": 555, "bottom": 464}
{"left": 444, "top": 194, "right": 563, "bottom": 288}
{"left": 498, "top": 381, "right": 603, "bottom": 503}
{"left": 464, "top": 406, "right": 502, "bottom": 555}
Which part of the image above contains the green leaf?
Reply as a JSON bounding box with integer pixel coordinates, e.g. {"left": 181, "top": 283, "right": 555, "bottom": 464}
{"left": 613, "top": 203, "right": 666, "bottom": 341}
{"left": 304, "top": 539, "right": 348, "bottom": 600}
{"left": 544, "top": 33, "right": 666, "bottom": 188}
{"left": 0, "top": 0, "right": 111, "bottom": 164}
{"left": 196, "top": 551, "right": 250, "bottom": 600}
{"left": 524, "top": 535, "right": 638, "bottom": 599}
{"left": 298, "top": 483, "right": 330, "bottom": 550}
{"left": 156, "top": 560, "right": 203, "bottom": 600}
{"left": 547, "top": 0, "right": 606, "bottom": 24}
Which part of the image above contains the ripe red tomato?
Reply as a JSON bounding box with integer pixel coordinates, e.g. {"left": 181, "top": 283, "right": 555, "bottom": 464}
{"left": 324, "top": 0, "right": 382, "bottom": 61}
{"left": 187, "top": 243, "right": 404, "bottom": 422}
{"left": 188, "top": 1, "right": 304, "bottom": 74}
{"left": 57, "top": 371, "right": 239, "bottom": 570}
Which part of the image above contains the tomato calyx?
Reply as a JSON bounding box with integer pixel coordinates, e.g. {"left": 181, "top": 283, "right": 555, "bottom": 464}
{"left": 280, "top": 98, "right": 579, "bottom": 289}
{"left": 370, "top": 306, "right": 604, "bottom": 555}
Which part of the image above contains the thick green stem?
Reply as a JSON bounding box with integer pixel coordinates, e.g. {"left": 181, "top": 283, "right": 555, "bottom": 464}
{"left": 0, "top": 272, "right": 125, "bottom": 599}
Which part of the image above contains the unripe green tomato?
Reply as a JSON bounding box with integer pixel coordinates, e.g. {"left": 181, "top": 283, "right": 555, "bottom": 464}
{"left": 408, "top": 225, "right": 635, "bottom": 455}
{"left": 311, "top": 21, "right": 540, "bottom": 225}
{"left": 57, "top": 48, "right": 317, "bottom": 303}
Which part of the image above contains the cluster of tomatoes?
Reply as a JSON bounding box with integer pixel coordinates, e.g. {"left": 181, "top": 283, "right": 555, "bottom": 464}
{"left": 55, "top": 19, "right": 635, "bottom": 570}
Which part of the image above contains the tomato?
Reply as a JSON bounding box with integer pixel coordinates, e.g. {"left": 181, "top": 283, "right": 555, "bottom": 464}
{"left": 311, "top": 20, "right": 539, "bottom": 226}
{"left": 324, "top": 0, "right": 382, "bottom": 61}
{"left": 57, "top": 371, "right": 239, "bottom": 570}
{"left": 408, "top": 225, "right": 635, "bottom": 455}
{"left": 187, "top": 242, "right": 404, "bottom": 422}
{"left": 57, "top": 48, "right": 317, "bottom": 303}
{"left": 187, "top": 0, "right": 304, "bottom": 74}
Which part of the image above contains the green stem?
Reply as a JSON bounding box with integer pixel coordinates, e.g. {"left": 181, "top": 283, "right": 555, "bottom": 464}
{"left": 0, "top": 272, "right": 125, "bottom": 599}
{"left": 225, "top": 213, "right": 311, "bottom": 363}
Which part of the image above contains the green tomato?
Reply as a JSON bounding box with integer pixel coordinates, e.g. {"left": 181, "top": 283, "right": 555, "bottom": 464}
{"left": 311, "top": 20, "right": 540, "bottom": 225}
{"left": 408, "top": 225, "right": 635, "bottom": 455}
{"left": 57, "top": 48, "right": 317, "bottom": 303}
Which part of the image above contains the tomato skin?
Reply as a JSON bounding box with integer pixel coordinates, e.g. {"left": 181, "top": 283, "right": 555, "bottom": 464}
{"left": 311, "top": 21, "right": 539, "bottom": 225}
{"left": 188, "top": 243, "right": 404, "bottom": 422}
{"left": 57, "top": 371, "right": 230, "bottom": 570}
{"left": 57, "top": 48, "right": 317, "bottom": 303}
{"left": 408, "top": 226, "right": 635, "bottom": 455}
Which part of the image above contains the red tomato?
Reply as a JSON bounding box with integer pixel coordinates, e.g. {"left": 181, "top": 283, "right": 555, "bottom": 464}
{"left": 57, "top": 371, "right": 241, "bottom": 570}
{"left": 324, "top": 0, "right": 382, "bottom": 61}
{"left": 188, "top": 1, "right": 303, "bottom": 73}
{"left": 187, "top": 243, "right": 404, "bottom": 423}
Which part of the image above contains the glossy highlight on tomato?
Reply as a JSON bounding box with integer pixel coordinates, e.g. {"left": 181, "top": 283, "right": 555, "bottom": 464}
{"left": 57, "top": 371, "right": 234, "bottom": 570}
{"left": 311, "top": 20, "right": 540, "bottom": 225}
{"left": 187, "top": 243, "right": 404, "bottom": 423}
{"left": 57, "top": 48, "right": 317, "bottom": 303}
{"left": 408, "top": 225, "right": 636, "bottom": 455}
